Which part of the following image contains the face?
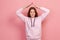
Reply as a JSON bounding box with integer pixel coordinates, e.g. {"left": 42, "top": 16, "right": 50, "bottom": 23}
{"left": 30, "top": 9, "right": 35, "bottom": 18}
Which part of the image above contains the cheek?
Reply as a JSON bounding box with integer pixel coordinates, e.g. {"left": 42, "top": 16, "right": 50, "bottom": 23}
{"left": 30, "top": 13, "right": 32, "bottom": 15}
{"left": 32, "top": 13, "right": 35, "bottom": 15}
{"left": 34, "top": 13, "right": 35, "bottom": 15}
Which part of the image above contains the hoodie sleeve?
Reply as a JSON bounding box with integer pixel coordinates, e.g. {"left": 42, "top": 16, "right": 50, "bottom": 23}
{"left": 38, "top": 7, "right": 50, "bottom": 21}
{"left": 16, "top": 8, "right": 27, "bottom": 22}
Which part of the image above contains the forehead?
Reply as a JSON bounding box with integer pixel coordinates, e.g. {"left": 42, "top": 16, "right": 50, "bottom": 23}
{"left": 30, "top": 9, "right": 35, "bottom": 12}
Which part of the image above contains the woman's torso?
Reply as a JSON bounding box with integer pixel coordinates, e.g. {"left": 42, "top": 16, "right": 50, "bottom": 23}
{"left": 24, "top": 17, "right": 42, "bottom": 38}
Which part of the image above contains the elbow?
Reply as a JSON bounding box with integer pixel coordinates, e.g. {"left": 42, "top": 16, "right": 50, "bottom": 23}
{"left": 40, "top": 7, "right": 50, "bottom": 13}
{"left": 16, "top": 8, "right": 23, "bottom": 14}
{"left": 16, "top": 9, "right": 19, "bottom": 13}
{"left": 45, "top": 8, "right": 50, "bottom": 14}
{"left": 47, "top": 9, "right": 50, "bottom": 13}
{"left": 16, "top": 10, "right": 19, "bottom": 15}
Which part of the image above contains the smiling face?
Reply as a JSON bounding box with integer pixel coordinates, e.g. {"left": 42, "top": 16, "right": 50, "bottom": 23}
{"left": 30, "top": 9, "right": 35, "bottom": 18}
{"left": 27, "top": 7, "right": 38, "bottom": 18}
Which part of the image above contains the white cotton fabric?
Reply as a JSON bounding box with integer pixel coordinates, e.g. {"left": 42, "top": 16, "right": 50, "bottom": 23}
{"left": 16, "top": 7, "right": 50, "bottom": 40}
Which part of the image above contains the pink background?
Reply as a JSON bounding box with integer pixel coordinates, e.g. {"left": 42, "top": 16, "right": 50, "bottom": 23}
{"left": 0, "top": 0, "right": 60, "bottom": 40}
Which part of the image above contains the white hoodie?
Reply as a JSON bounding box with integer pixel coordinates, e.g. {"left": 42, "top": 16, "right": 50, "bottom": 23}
{"left": 16, "top": 7, "right": 50, "bottom": 39}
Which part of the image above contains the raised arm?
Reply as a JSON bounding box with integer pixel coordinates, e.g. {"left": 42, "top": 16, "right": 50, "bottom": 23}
{"left": 16, "top": 3, "right": 33, "bottom": 21}
{"left": 16, "top": 8, "right": 26, "bottom": 21}
{"left": 38, "top": 7, "right": 50, "bottom": 21}
{"left": 33, "top": 4, "right": 50, "bottom": 21}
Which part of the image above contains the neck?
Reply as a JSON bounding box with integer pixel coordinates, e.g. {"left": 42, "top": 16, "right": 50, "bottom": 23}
{"left": 31, "top": 17, "right": 35, "bottom": 18}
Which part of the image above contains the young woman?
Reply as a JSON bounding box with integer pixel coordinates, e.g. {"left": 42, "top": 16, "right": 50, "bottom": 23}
{"left": 16, "top": 3, "right": 50, "bottom": 40}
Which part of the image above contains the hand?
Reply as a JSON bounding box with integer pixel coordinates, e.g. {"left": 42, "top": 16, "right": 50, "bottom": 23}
{"left": 33, "top": 3, "right": 40, "bottom": 9}
{"left": 23, "top": 2, "right": 33, "bottom": 9}
{"left": 26, "top": 2, "right": 33, "bottom": 8}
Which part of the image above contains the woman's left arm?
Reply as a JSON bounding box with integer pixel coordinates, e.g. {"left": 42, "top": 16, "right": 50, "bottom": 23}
{"left": 38, "top": 7, "right": 50, "bottom": 21}
{"left": 33, "top": 4, "right": 50, "bottom": 21}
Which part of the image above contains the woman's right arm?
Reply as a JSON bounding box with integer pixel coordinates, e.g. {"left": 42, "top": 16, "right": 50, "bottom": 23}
{"left": 16, "top": 3, "right": 33, "bottom": 21}
{"left": 16, "top": 8, "right": 27, "bottom": 21}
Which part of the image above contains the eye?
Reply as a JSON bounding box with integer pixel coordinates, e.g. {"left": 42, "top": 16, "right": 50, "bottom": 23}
{"left": 30, "top": 12, "right": 32, "bottom": 13}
